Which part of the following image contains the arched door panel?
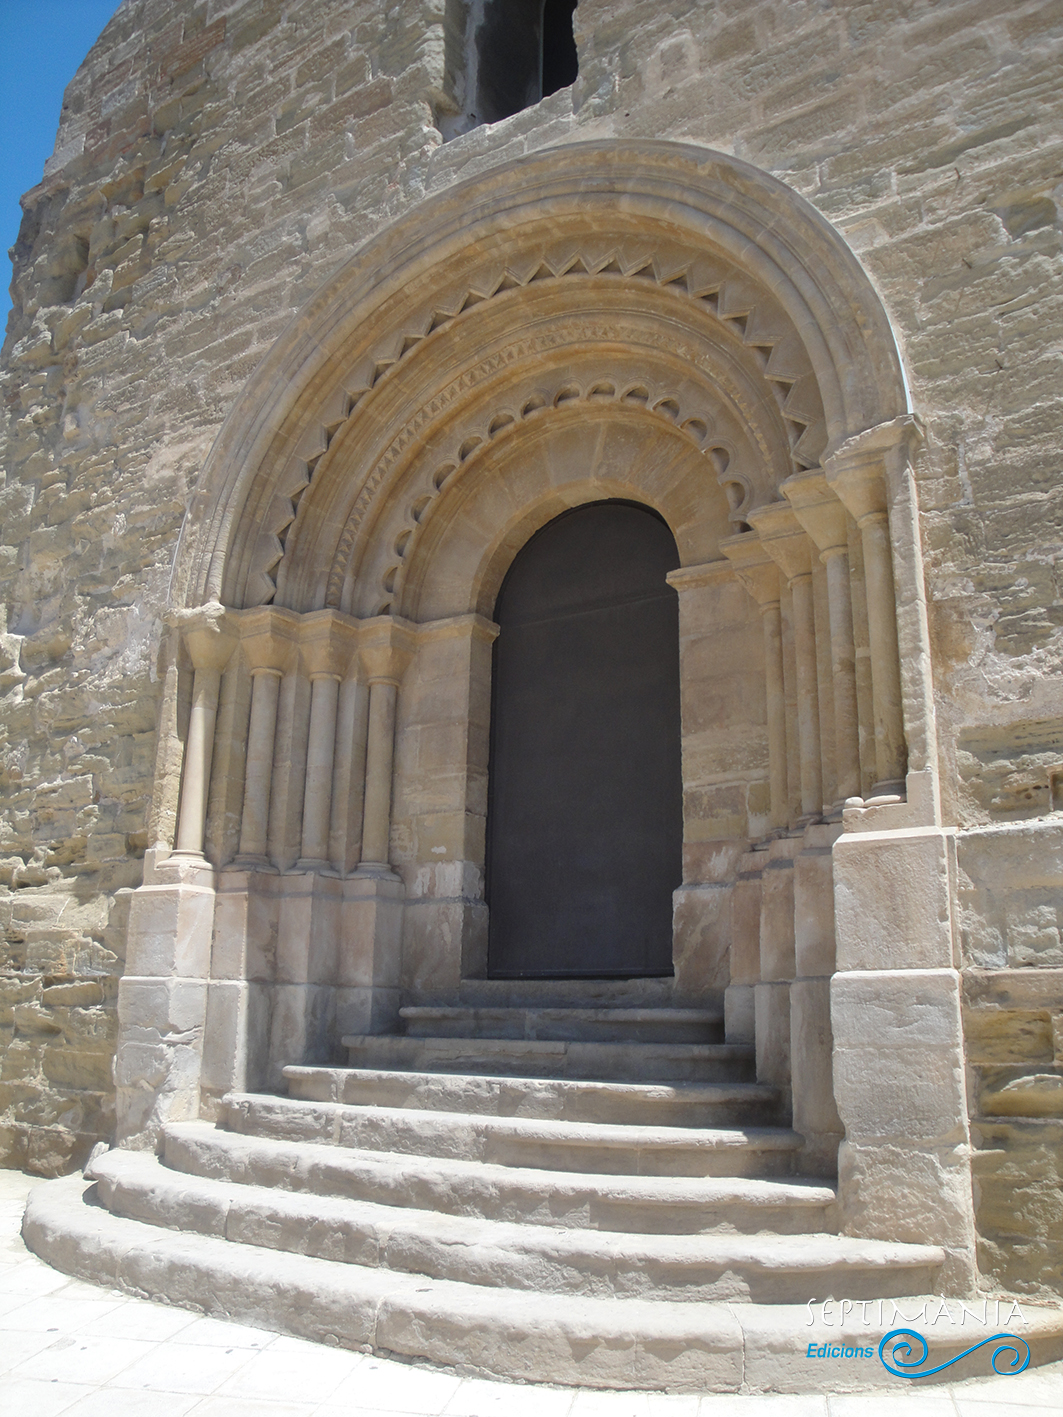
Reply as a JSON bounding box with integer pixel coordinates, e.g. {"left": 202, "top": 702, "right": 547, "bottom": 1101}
{"left": 486, "top": 501, "right": 682, "bottom": 978}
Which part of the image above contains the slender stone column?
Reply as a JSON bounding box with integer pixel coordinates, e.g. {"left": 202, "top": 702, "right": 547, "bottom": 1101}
{"left": 790, "top": 567, "right": 822, "bottom": 820}
{"left": 360, "top": 680, "right": 399, "bottom": 867}
{"left": 299, "top": 673, "right": 341, "bottom": 867}
{"left": 747, "top": 505, "right": 823, "bottom": 822}
{"left": 761, "top": 598, "right": 787, "bottom": 832}
{"left": 295, "top": 612, "right": 359, "bottom": 870}
{"left": 173, "top": 608, "right": 237, "bottom": 857}
{"left": 861, "top": 508, "right": 905, "bottom": 792}
{"left": 824, "top": 449, "right": 906, "bottom": 794}
{"left": 237, "top": 669, "right": 282, "bottom": 862}
{"left": 811, "top": 559, "right": 836, "bottom": 811}
{"left": 822, "top": 548, "right": 860, "bottom": 798}
{"left": 719, "top": 533, "right": 787, "bottom": 831}
{"left": 267, "top": 670, "right": 310, "bottom": 870}
{"left": 782, "top": 471, "right": 861, "bottom": 807}
{"left": 232, "top": 608, "right": 299, "bottom": 867}
{"left": 174, "top": 666, "right": 223, "bottom": 854}
{"left": 330, "top": 676, "right": 369, "bottom": 874}
{"left": 356, "top": 620, "right": 415, "bottom": 874}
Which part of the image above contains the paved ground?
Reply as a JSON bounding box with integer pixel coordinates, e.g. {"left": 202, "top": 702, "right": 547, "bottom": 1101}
{"left": 2, "top": 1169, "right": 1061, "bottom": 1417}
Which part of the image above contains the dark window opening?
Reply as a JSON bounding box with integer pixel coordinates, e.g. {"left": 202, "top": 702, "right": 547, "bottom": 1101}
{"left": 439, "top": 1, "right": 580, "bottom": 138}
{"left": 542, "top": 0, "right": 578, "bottom": 97}
{"left": 475, "top": 0, "right": 543, "bottom": 125}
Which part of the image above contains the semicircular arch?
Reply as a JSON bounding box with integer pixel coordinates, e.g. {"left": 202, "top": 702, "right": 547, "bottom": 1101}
{"left": 171, "top": 140, "right": 909, "bottom": 613}
{"left": 399, "top": 405, "right": 734, "bottom": 624}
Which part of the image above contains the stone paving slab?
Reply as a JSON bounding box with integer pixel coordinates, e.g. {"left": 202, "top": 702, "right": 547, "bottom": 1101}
{"left": 1, "top": 1170, "right": 1060, "bottom": 1416}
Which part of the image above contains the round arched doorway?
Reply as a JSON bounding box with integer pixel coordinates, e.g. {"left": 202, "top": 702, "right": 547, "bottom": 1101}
{"left": 486, "top": 500, "right": 682, "bottom": 979}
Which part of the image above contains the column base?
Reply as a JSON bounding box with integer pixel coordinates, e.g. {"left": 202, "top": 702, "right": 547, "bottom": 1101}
{"left": 869, "top": 777, "right": 906, "bottom": 799}
{"left": 201, "top": 979, "right": 271, "bottom": 1116}
{"left": 352, "top": 860, "right": 402, "bottom": 883}
{"left": 339, "top": 870, "right": 405, "bottom": 992}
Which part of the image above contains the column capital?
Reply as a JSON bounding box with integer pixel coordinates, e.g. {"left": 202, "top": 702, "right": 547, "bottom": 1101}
{"left": 822, "top": 416, "right": 923, "bottom": 523}
{"left": 297, "top": 609, "right": 359, "bottom": 680}
{"left": 167, "top": 601, "right": 237, "bottom": 674}
{"left": 358, "top": 615, "right": 417, "bottom": 684}
{"left": 413, "top": 611, "right": 499, "bottom": 647}
{"left": 231, "top": 605, "right": 301, "bottom": 676}
{"left": 718, "top": 531, "right": 780, "bottom": 609}
{"left": 665, "top": 558, "right": 736, "bottom": 594}
{"left": 780, "top": 469, "right": 849, "bottom": 556}
{"left": 746, "top": 502, "right": 813, "bottom": 584}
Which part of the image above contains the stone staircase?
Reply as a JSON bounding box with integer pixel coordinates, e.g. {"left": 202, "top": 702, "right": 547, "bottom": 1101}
{"left": 21, "top": 986, "right": 1063, "bottom": 1390}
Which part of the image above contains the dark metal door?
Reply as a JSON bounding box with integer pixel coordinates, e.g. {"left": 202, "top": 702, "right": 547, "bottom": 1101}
{"left": 486, "top": 501, "right": 682, "bottom": 978}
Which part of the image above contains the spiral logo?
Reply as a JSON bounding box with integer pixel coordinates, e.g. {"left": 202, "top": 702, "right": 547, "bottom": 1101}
{"left": 878, "top": 1328, "right": 1031, "bottom": 1379}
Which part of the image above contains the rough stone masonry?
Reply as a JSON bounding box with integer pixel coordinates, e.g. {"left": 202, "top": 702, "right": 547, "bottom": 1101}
{"left": 1, "top": 0, "right": 1061, "bottom": 1301}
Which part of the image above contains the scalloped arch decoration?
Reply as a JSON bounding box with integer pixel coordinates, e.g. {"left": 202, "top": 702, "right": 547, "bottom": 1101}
{"left": 171, "top": 140, "right": 909, "bottom": 613}
{"left": 352, "top": 374, "right": 738, "bottom": 616}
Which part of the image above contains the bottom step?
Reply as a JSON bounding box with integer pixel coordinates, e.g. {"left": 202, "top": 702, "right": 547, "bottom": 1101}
{"left": 23, "top": 1174, "right": 1063, "bottom": 1394}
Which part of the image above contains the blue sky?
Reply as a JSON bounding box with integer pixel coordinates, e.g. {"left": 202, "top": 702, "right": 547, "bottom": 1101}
{"left": 0, "top": 0, "right": 120, "bottom": 330}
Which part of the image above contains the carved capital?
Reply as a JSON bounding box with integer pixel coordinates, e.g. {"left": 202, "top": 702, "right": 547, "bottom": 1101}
{"left": 168, "top": 601, "right": 237, "bottom": 674}
{"left": 822, "top": 415, "right": 923, "bottom": 523}
{"left": 746, "top": 502, "right": 813, "bottom": 584}
{"left": 780, "top": 469, "right": 849, "bottom": 555}
{"left": 232, "top": 605, "right": 301, "bottom": 676}
{"left": 718, "top": 531, "right": 781, "bottom": 608}
{"left": 298, "top": 609, "right": 359, "bottom": 680}
{"left": 358, "top": 615, "right": 417, "bottom": 684}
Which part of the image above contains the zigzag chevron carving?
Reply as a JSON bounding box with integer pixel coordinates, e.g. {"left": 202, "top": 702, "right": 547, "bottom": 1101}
{"left": 250, "top": 243, "right": 826, "bottom": 607}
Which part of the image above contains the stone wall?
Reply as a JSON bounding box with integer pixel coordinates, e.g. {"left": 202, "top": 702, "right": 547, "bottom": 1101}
{"left": 1, "top": 0, "right": 1062, "bottom": 1288}
{"left": 959, "top": 821, "right": 1063, "bottom": 1296}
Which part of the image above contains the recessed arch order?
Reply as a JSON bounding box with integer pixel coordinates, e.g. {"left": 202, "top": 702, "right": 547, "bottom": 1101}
{"left": 172, "top": 138, "right": 910, "bottom": 617}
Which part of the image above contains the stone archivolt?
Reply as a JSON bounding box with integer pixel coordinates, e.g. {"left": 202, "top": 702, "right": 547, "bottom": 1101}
{"left": 266, "top": 283, "right": 807, "bottom": 615}
{"left": 258, "top": 246, "right": 824, "bottom": 614}
{"left": 173, "top": 142, "right": 907, "bottom": 615}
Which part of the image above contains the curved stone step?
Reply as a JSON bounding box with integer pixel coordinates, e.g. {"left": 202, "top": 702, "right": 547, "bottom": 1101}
{"left": 457, "top": 977, "right": 678, "bottom": 1009}
{"left": 165, "top": 1122, "right": 838, "bottom": 1234}
{"left": 89, "top": 1148, "right": 943, "bottom": 1303}
{"left": 24, "top": 1175, "right": 1063, "bottom": 1393}
{"left": 342, "top": 1033, "right": 754, "bottom": 1083}
{"left": 284, "top": 1064, "right": 780, "bottom": 1128}
{"left": 223, "top": 1092, "right": 802, "bottom": 1177}
{"left": 399, "top": 1005, "right": 724, "bottom": 1044}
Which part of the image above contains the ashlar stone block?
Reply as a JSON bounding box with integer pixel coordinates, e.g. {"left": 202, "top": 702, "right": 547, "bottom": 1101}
{"left": 833, "top": 827, "right": 954, "bottom": 970}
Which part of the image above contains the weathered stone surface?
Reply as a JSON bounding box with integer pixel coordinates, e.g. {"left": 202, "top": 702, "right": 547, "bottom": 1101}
{"left": 0, "top": 0, "right": 1060, "bottom": 1315}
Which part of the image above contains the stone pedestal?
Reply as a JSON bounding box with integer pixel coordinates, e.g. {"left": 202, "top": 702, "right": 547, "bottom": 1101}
{"left": 115, "top": 851, "right": 216, "bottom": 1147}
{"left": 402, "top": 860, "right": 489, "bottom": 999}
{"left": 756, "top": 836, "right": 802, "bottom": 1088}
{"left": 792, "top": 822, "right": 844, "bottom": 1172}
{"left": 336, "top": 868, "right": 405, "bottom": 1038}
{"left": 725, "top": 847, "right": 766, "bottom": 1043}
{"left": 831, "top": 820, "right": 977, "bottom": 1291}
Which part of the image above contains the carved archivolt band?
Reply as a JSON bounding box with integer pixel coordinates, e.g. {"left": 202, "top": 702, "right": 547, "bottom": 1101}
{"left": 278, "top": 298, "right": 799, "bottom": 616}
{"left": 339, "top": 375, "right": 739, "bottom": 616}
{"left": 171, "top": 142, "right": 908, "bottom": 615}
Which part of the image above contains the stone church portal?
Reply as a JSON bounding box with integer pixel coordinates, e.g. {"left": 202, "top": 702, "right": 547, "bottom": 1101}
{"left": 4, "top": 0, "right": 1063, "bottom": 1394}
